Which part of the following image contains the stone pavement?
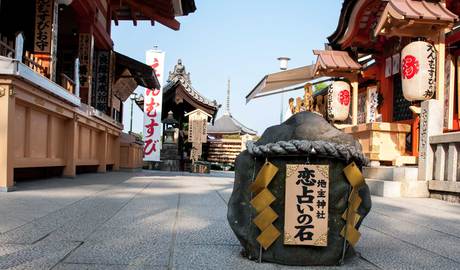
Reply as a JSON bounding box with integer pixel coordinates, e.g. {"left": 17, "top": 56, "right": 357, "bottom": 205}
{"left": 0, "top": 171, "right": 459, "bottom": 270}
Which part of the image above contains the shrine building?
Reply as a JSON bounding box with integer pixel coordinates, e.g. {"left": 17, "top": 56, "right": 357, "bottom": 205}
{"left": 0, "top": 0, "right": 196, "bottom": 191}
{"left": 247, "top": 0, "right": 460, "bottom": 201}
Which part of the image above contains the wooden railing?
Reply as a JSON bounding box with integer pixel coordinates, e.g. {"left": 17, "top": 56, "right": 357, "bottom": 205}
{"left": 0, "top": 34, "right": 15, "bottom": 58}
{"left": 60, "top": 73, "right": 75, "bottom": 94}
{"left": 0, "top": 32, "right": 80, "bottom": 97}
{"left": 428, "top": 132, "right": 460, "bottom": 195}
{"left": 24, "top": 51, "right": 48, "bottom": 77}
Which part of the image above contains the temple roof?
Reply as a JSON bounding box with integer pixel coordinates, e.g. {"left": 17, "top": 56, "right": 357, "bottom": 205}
{"left": 163, "top": 59, "right": 219, "bottom": 109}
{"left": 208, "top": 114, "right": 257, "bottom": 135}
{"left": 375, "top": 0, "right": 458, "bottom": 37}
{"left": 313, "top": 50, "right": 361, "bottom": 74}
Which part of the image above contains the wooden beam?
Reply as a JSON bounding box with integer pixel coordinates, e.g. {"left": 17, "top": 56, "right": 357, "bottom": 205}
{"left": 122, "top": 0, "right": 180, "bottom": 30}
{"left": 131, "top": 8, "right": 137, "bottom": 26}
{"left": 113, "top": 10, "right": 119, "bottom": 26}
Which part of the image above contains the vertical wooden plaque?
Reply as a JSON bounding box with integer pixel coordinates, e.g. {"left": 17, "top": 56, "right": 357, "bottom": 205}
{"left": 284, "top": 164, "right": 329, "bottom": 246}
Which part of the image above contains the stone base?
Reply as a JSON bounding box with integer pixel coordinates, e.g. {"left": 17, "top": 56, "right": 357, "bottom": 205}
{"left": 160, "top": 160, "right": 181, "bottom": 171}
{"left": 401, "top": 181, "right": 429, "bottom": 198}
{"left": 366, "top": 179, "right": 401, "bottom": 197}
{"left": 0, "top": 186, "right": 16, "bottom": 192}
{"left": 363, "top": 166, "right": 428, "bottom": 198}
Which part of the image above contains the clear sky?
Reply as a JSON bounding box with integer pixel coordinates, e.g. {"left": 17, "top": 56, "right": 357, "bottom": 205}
{"left": 112, "top": 0, "right": 343, "bottom": 135}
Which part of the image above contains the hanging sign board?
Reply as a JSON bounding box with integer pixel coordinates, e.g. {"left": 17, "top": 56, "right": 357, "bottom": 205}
{"left": 284, "top": 164, "right": 329, "bottom": 246}
{"left": 392, "top": 54, "right": 400, "bottom": 76}
{"left": 34, "top": 0, "right": 55, "bottom": 54}
{"left": 144, "top": 49, "right": 166, "bottom": 161}
{"left": 385, "top": 57, "right": 392, "bottom": 78}
{"left": 366, "top": 86, "right": 379, "bottom": 123}
{"left": 78, "top": 33, "right": 94, "bottom": 88}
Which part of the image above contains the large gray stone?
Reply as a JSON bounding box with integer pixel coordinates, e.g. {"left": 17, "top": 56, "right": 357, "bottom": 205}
{"left": 227, "top": 112, "right": 372, "bottom": 266}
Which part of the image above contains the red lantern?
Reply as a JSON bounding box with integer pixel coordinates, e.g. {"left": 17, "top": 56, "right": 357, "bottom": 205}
{"left": 327, "top": 81, "right": 350, "bottom": 121}
{"left": 401, "top": 41, "right": 436, "bottom": 101}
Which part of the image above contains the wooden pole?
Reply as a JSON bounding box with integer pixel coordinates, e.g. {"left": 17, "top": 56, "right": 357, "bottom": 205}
{"left": 351, "top": 78, "right": 359, "bottom": 126}
{"left": 63, "top": 116, "right": 78, "bottom": 178}
{"left": 446, "top": 54, "right": 455, "bottom": 130}
{"left": 457, "top": 56, "right": 460, "bottom": 120}
{"left": 97, "top": 129, "right": 108, "bottom": 173}
{"left": 0, "top": 84, "right": 15, "bottom": 191}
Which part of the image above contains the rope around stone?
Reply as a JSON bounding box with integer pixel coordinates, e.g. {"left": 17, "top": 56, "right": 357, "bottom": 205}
{"left": 246, "top": 140, "right": 368, "bottom": 166}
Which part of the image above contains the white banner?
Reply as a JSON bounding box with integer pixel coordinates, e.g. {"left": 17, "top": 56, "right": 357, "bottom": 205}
{"left": 143, "top": 49, "right": 166, "bottom": 161}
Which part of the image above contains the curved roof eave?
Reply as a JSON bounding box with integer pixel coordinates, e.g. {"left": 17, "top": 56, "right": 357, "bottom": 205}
{"left": 327, "top": 0, "right": 359, "bottom": 48}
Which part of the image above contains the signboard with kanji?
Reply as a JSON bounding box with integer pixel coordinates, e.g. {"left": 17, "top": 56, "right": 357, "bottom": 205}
{"left": 284, "top": 164, "right": 329, "bottom": 246}
{"left": 143, "top": 49, "right": 165, "bottom": 162}
{"left": 187, "top": 109, "right": 208, "bottom": 143}
{"left": 34, "top": 0, "right": 54, "bottom": 54}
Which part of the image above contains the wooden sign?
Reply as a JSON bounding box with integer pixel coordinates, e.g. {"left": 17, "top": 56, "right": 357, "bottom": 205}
{"left": 34, "top": 0, "right": 54, "bottom": 53}
{"left": 113, "top": 69, "right": 137, "bottom": 101}
{"left": 187, "top": 109, "right": 208, "bottom": 143}
{"left": 284, "top": 164, "right": 329, "bottom": 246}
{"left": 92, "top": 51, "right": 111, "bottom": 113}
{"left": 78, "top": 33, "right": 94, "bottom": 88}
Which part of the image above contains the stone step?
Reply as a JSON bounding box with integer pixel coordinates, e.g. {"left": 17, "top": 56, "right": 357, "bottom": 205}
{"left": 363, "top": 166, "right": 418, "bottom": 182}
{"left": 365, "top": 178, "right": 401, "bottom": 197}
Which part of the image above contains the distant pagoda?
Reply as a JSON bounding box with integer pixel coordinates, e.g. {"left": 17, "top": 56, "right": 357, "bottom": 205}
{"left": 206, "top": 80, "right": 257, "bottom": 166}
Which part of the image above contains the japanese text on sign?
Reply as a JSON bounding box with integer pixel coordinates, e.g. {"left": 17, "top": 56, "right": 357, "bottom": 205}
{"left": 34, "top": 0, "right": 54, "bottom": 53}
{"left": 144, "top": 50, "right": 165, "bottom": 161}
{"left": 284, "top": 164, "right": 329, "bottom": 246}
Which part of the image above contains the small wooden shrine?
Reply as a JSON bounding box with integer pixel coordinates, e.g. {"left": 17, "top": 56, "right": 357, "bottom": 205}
{"left": 161, "top": 59, "right": 219, "bottom": 170}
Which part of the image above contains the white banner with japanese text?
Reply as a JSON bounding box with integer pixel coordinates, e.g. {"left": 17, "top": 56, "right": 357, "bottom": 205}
{"left": 144, "top": 49, "right": 165, "bottom": 161}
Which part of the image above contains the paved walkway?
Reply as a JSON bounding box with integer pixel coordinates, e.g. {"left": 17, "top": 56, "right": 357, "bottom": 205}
{"left": 0, "top": 171, "right": 459, "bottom": 270}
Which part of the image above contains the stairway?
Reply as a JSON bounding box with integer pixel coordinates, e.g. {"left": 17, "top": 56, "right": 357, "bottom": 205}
{"left": 363, "top": 166, "right": 429, "bottom": 198}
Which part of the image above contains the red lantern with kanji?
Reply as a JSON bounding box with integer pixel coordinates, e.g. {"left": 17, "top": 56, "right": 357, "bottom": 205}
{"left": 327, "top": 80, "right": 350, "bottom": 121}
{"left": 401, "top": 41, "right": 436, "bottom": 101}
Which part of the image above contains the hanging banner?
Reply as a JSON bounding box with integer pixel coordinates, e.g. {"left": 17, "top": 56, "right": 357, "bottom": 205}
{"left": 144, "top": 49, "right": 166, "bottom": 161}
{"left": 284, "top": 164, "right": 329, "bottom": 246}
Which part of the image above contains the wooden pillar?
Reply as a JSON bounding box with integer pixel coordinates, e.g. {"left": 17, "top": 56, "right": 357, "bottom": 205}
{"left": 446, "top": 54, "right": 455, "bottom": 130}
{"left": 457, "top": 56, "right": 460, "bottom": 120}
{"left": 0, "top": 85, "right": 15, "bottom": 191}
{"left": 435, "top": 30, "right": 446, "bottom": 105}
{"left": 113, "top": 134, "right": 120, "bottom": 171}
{"left": 351, "top": 79, "right": 359, "bottom": 125}
{"left": 63, "top": 116, "right": 78, "bottom": 177}
{"left": 97, "top": 130, "right": 107, "bottom": 173}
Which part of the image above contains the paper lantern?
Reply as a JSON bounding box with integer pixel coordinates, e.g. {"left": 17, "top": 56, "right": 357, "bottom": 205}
{"left": 401, "top": 41, "right": 436, "bottom": 101}
{"left": 327, "top": 80, "right": 350, "bottom": 121}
